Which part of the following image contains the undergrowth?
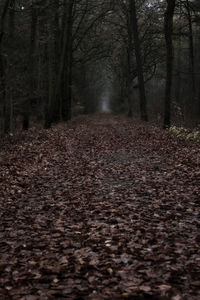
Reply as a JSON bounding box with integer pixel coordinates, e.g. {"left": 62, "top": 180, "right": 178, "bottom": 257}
{"left": 168, "top": 125, "right": 200, "bottom": 143}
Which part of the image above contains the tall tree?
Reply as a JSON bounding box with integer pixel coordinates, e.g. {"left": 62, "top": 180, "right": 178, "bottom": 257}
{"left": 44, "top": 0, "right": 58, "bottom": 128}
{"left": 61, "top": 0, "right": 74, "bottom": 122}
{"left": 23, "top": 1, "right": 38, "bottom": 130}
{"left": 44, "top": 0, "right": 74, "bottom": 128}
{"left": 0, "top": 0, "right": 10, "bottom": 45}
{"left": 163, "top": 0, "right": 176, "bottom": 129}
{"left": 185, "top": 0, "right": 195, "bottom": 111}
{"left": 3, "top": 0, "right": 15, "bottom": 133}
{"left": 0, "top": 0, "right": 14, "bottom": 133}
{"left": 129, "top": 0, "right": 148, "bottom": 121}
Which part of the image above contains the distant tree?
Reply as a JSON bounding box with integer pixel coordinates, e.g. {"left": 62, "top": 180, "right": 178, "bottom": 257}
{"left": 1, "top": 0, "right": 200, "bottom": 134}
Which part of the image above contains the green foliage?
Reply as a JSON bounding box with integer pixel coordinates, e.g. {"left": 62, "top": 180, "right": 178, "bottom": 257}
{"left": 168, "top": 126, "right": 200, "bottom": 143}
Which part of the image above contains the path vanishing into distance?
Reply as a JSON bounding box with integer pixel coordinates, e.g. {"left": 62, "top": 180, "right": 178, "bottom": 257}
{"left": 0, "top": 114, "right": 199, "bottom": 300}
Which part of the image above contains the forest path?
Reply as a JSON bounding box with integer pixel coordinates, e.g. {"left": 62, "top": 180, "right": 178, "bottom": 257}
{"left": 0, "top": 114, "right": 199, "bottom": 300}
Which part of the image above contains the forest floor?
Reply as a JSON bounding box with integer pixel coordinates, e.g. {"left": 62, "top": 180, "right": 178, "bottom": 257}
{"left": 0, "top": 114, "right": 199, "bottom": 300}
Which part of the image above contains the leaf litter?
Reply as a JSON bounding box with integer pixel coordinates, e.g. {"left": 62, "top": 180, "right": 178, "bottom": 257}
{"left": 0, "top": 114, "right": 199, "bottom": 299}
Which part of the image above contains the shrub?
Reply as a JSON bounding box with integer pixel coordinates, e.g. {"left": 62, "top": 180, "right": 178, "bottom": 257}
{"left": 168, "top": 126, "right": 200, "bottom": 143}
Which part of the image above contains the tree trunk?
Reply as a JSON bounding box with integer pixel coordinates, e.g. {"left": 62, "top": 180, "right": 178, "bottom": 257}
{"left": 44, "top": 1, "right": 56, "bottom": 128}
{"left": 0, "top": 0, "right": 10, "bottom": 45}
{"left": 129, "top": 0, "right": 148, "bottom": 122}
{"left": 51, "top": 0, "right": 61, "bottom": 122}
{"left": 127, "top": 43, "right": 132, "bottom": 118}
{"left": 163, "top": 0, "right": 176, "bottom": 129}
{"left": 44, "top": 0, "right": 74, "bottom": 127}
{"left": 66, "top": 48, "right": 73, "bottom": 120}
{"left": 61, "top": 0, "right": 73, "bottom": 121}
{"left": 197, "top": 25, "right": 200, "bottom": 121}
{"left": 175, "top": 28, "right": 181, "bottom": 105}
{"left": 23, "top": 3, "right": 38, "bottom": 130}
{"left": 0, "top": 0, "right": 11, "bottom": 133}
{"left": 9, "top": 0, "right": 15, "bottom": 39}
{"left": 126, "top": 15, "right": 133, "bottom": 118}
{"left": 3, "top": 0, "right": 15, "bottom": 133}
{"left": 4, "top": 86, "right": 13, "bottom": 134}
{"left": 186, "top": 0, "right": 195, "bottom": 96}
{"left": 0, "top": 0, "right": 15, "bottom": 134}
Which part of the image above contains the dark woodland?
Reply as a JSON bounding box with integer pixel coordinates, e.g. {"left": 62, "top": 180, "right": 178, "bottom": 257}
{"left": 0, "top": 1, "right": 200, "bottom": 299}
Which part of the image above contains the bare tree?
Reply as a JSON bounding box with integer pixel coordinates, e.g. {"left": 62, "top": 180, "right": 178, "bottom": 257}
{"left": 23, "top": 1, "right": 38, "bottom": 130}
{"left": 129, "top": 0, "right": 148, "bottom": 121}
{"left": 0, "top": 0, "right": 15, "bottom": 133}
{"left": 163, "top": 0, "right": 176, "bottom": 129}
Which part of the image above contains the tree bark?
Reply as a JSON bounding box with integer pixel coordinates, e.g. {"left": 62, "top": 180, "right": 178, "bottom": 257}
{"left": 4, "top": 0, "right": 15, "bottom": 133}
{"left": 61, "top": 0, "right": 73, "bottom": 121}
{"left": 186, "top": 0, "right": 195, "bottom": 96}
{"left": 44, "top": 0, "right": 57, "bottom": 128}
{"left": 4, "top": 85, "right": 13, "bottom": 134}
{"left": 0, "top": 0, "right": 10, "bottom": 45}
{"left": 163, "top": 0, "right": 176, "bottom": 129}
{"left": 127, "top": 35, "right": 132, "bottom": 117}
{"left": 44, "top": 0, "right": 74, "bottom": 127}
{"left": 0, "top": 0, "right": 11, "bottom": 133}
{"left": 0, "top": 0, "right": 15, "bottom": 133}
{"left": 129, "top": 0, "right": 148, "bottom": 121}
{"left": 23, "top": 3, "right": 38, "bottom": 130}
